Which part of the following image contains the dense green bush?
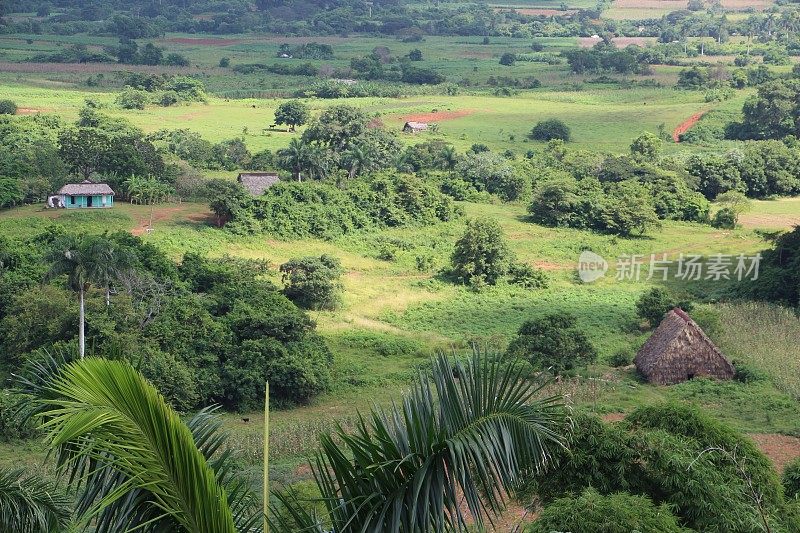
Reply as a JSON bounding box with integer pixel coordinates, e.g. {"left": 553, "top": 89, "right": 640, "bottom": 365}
{"left": 507, "top": 262, "right": 549, "bottom": 289}
{"left": 280, "top": 255, "right": 343, "bottom": 310}
{"left": 453, "top": 152, "right": 528, "bottom": 201}
{"left": 711, "top": 207, "right": 737, "bottom": 229}
{"left": 635, "top": 287, "right": 693, "bottom": 327}
{"left": 0, "top": 100, "right": 17, "bottom": 115}
{"left": 527, "top": 489, "right": 685, "bottom": 533}
{"left": 228, "top": 175, "right": 459, "bottom": 239}
{"left": 116, "top": 88, "right": 149, "bottom": 109}
{"left": 529, "top": 118, "right": 571, "bottom": 142}
{"left": 505, "top": 311, "right": 597, "bottom": 375}
{"left": 450, "top": 217, "right": 514, "bottom": 287}
{"left": 784, "top": 458, "right": 800, "bottom": 499}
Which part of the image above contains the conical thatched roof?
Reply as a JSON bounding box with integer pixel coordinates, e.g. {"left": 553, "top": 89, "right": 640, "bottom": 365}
{"left": 635, "top": 308, "right": 734, "bottom": 385}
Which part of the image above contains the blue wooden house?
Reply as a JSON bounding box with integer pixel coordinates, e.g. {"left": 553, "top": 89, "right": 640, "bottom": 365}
{"left": 57, "top": 180, "right": 115, "bottom": 209}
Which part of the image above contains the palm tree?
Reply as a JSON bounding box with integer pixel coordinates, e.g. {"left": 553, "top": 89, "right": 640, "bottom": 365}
{"left": 278, "top": 138, "right": 310, "bottom": 182}
{"left": 46, "top": 235, "right": 133, "bottom": 357}
{"left": 342, "top": 145, "right": 372, "bottom": 179}
{"left": 19, "top": 354, "right": 263, "bottom": 533}
{"left": 439, "top": 145, "right": 458, "bottom": 170}
{"left": 46, "top": 235, "right": 92, "bottom": 358}
{"left": 270, "top": 353, "right": 567, "bottom": 532}
{"left": 0, "top": 468, "right": 71, "bottom": 533}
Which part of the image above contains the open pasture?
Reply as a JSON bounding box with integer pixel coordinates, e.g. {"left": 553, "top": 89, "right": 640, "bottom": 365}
{"left": 0, "top": 81, "right": 750, "bottom": 154}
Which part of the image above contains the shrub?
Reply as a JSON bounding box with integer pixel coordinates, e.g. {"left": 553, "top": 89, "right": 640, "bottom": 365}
{"left": 453, "top": 152, "right": 528, "bottom": 201}
{"left": 137, "top": 347, "right": 199, "bottom": 412}
{"left": 451, "top": 217, "right": 514, "bottom": 287}
{"left": 0, "top": 100, "right": 17, "bottom": 115}
{"left": 280, "top": 255, "right": 343, "bottom": 310}
{"left": 0, "top": 389, "right": 37, "bottom": 441}
{"left": 529, "top": 119, "right": 571, "bottom": 142}
{"left": 505, "top": 311, "right": 598, "bottom": 375}
{"left": 527, "top": 489, "right": 685, "bottom": 533}
{"left": 219, "top": 57, "right": 230, "bottom": 67}
{"left": 499, "top": 52, "right": 516, "bottom": 66}
{"left": 508, "top": 262, "right": 549, "bottom": 289}
{"left": 610, "top": 349, "right": 632, "bottom": 367}
{"left": 711, "top": 207, "right": 737, "bottom": 229}
{"left": 116, "top": 88, "right": 148, "bottom": 109}
{"left": 784, "top": 457, "right": 800, "bottom": 499}
{"left": 635, "top": 287, "right": 693, "bottom": 327}
{"left": 630, "top": 132, "right": 662, "bottom": 160}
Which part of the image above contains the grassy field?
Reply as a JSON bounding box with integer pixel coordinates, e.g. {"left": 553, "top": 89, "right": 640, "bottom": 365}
{"left": 0, "top": 80, "right": 752, "bottom": 154}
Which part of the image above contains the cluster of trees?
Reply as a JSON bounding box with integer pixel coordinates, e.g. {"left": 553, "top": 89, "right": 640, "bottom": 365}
{"left": 0, "top": 229, "right": 334, "bottom": 412}
{"left": 563, "top": 42, "right": 652, "bottom": 75}
{"left": 0, "top": 106, "right": 174, "bottom": 208}
{"left": 450, "top": 217, "right": 549, "bottom": 290}
{"left": 213, "top": 174, "right": 460, "bottom": 239}
{"left": 31, "top": 38, "right": 190, "bottom": 67}
{"left": 686, "top": 139, "right": 800, "bottom": 198}
{"left": 114, "top": 75, "right": 207, "bottom": 109}
{"left": 349, "top": 46, "right": 445, "bottom": 85}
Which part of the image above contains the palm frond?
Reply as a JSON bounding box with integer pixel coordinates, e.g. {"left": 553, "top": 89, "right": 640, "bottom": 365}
{"left": 271, "top": 351, "right": 567, "bottom": 533}
{"left": 0, "top": 467, "right": 72, "bottom": 533}
{"left": 30, "top": 357, "right": 239, "bottom": 533}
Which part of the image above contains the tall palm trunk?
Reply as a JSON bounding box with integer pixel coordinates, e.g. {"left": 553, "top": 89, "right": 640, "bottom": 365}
{"left": 79, "top": 287, "right": 85, "bottom": 359}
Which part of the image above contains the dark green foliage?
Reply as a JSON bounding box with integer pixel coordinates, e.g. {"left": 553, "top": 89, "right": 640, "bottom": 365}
{"left": 527, "top": 489, "right": 685, "bottom": 533}
{"left": 505, "top": 312, "right": 597, "bottom": 375}
{"left": 270, "top": 354, "right": 566, "bottom": 532}
{"left": 677, "top": 66, "right": 710, "bottom": 89}
{"left": 507, "top": 262, "right": 549, "bottom": 290}
{"left": 712, "top": 207, "right": 737, "bottom": 229}
{"left": 273, "top": 100, "right": 309, "bottom": 132}
{"left": 624, "top": 402, "right": 784, "bottom": 515}
{"left": 529, "top": 119, "right": 571, "bottom": 142}
{"left": 0, "top": 468, "right": 72, "bottom": 533}
{"left": 635, "top": 287, "right": 693, "bottom": 327}
{"left": 747, "top": 226, "right": 800, "bottom": 306}
{"left": 610, "top": 349, "right": 632, "bottom": 367}
{"left": 453, "top": 152, "right": 528, "bottom": 201}
{"left": 280, "top": 255, "right": 343, "bottom": 310}
{"left": 228, "top": 175, "right": 458, "bottom": 239}
{"left": 528, "top": 177, "right": 661, "bottom": 236}
{"left": 0, "top": 100, "right": 17, "bottom": 115}
{"left": 116, "top": 88, "right": 148, "bottom": 110}
{"left": 528, "top": 413, "right": 640, "bottom": 502}
{"left": 499, "top": 52, "right": 516, "bottom": 66}
{"left": 0, "top": 391, "right": 37, "bottom": 441}
{"left": 450, "top": 217, "right": 514, "bottom": 287}
{"left": 686, "top": 153, "right": 742, "bottom": 200}
{"left": 526, "top": 403, "right": 791, "bottom": 532}
{"left": 784, "top": 458, "right": 800, "bottom": 499}
{"left": 206, "top": 179, "right": 252, "bottom": 226}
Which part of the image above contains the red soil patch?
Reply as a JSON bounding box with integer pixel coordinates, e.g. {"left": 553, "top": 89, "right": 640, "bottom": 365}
{"left": 673, "top": 110, "right": 707, "bottom": 142}
{"left": 15, "top": 107, "right": 49, "bottom": 115}
{"left": 602, "top": 412, "right": 626, "bottom": 423}
{"left": 497, "top": 7, "right": 578, "bottom": 15}
{"left": 749, "top": 433, "right": 800, "bottom": 473}
{"left": 402, "top": 109, "right": 474, "bottom": 122}
{"left": 165, "top": 37, "right": 243, "bottom": 46}
{"left": 534, "top": 261, "right": 567, "bottom": 271}
{"left": 578, "top": 36, "right": 657, "bottom": 48}
{"left": 0, "top": 61, "right": 198, "bottom": 74}
{"left": 130, "top": 204, "right": 212, "bottom": 236}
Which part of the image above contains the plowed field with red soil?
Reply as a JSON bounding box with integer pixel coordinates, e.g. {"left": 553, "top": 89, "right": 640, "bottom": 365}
{"left": 402, "top": 109, "right": 475, "bottom": 122}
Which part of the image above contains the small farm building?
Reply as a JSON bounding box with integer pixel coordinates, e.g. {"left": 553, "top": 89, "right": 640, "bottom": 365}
{"left": 57, "top": 180, "right": 115, "bottom": 209}
{"left": 403, "top": 121, "right": 428, "bottom": 133}
{"left": 238, "top": 172, "right": 280, "bottom": 196}
{"left": 634, "top": 308, "right": 734, "bottom": 385}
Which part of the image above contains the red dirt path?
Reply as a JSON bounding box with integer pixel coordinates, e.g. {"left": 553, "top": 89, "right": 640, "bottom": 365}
{"left": 165, "top": 37, "right": 243, "bottom": 46}
{"left": 402, "top": 109, "right": 474, "bottom": 122}
{"left": 673, "top": 110, "right": 707, "bottom": 142}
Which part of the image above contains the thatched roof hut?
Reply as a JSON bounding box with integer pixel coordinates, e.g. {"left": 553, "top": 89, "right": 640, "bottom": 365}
{"left": 403, "top": 121, "right": 428, "bottom": 133}
{"left": 237, "top": 172, "right": 279, "bottom": 196}
{"left": 634, "top": 308, "right": 734, "bottom": 385}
